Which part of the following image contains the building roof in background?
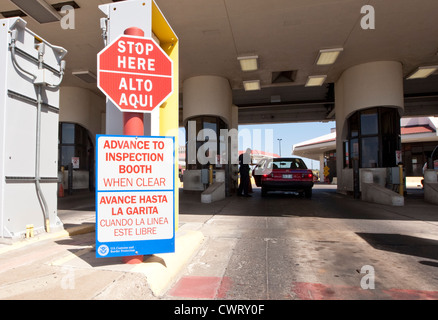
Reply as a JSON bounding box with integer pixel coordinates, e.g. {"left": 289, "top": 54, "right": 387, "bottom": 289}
{"left": 239, "top": 150, "right": 280, "bottom": 158}
{"left": 401, "top": 125, "right": 434, "bottom": 135}
{"left": 293, "top": 117, "right": 438, "bottom": 161}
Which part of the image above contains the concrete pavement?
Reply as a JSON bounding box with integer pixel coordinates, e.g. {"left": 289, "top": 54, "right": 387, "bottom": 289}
{"left": 1, "top": 185, "right": 438, "bottom": 300}
{"left": 0, "top": 189, "right": 204, "bottom": 299}
{"left": 171, "top": 184, "right": 438, "bottom": 300}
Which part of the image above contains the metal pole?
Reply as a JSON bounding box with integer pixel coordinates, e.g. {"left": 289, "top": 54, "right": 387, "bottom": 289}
{"left": 121, "top": 26, "right": 145, "bottom": 265}
{"left": 122, "top": 27, "right": 145, "bottom": 137}
{"left": 353, "top": 159, "right": 360, "bottom": 199}
{"left": 277, "top": 138, "right": 282, "bottom": 157}
{"left": 68, "top": 163, "right": 73, "bottom": 195}
{"left": 35, "top": 43, "right": 50, "bottom": 232}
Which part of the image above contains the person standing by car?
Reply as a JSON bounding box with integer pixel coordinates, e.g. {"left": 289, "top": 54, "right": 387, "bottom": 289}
{"left": 238, "top": 148, "right": 252, "bottom": 197}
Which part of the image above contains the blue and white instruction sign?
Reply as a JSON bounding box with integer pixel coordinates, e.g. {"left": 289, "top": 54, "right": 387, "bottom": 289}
{"left": 95, "top": 135, "right": 175, "bottom": 258}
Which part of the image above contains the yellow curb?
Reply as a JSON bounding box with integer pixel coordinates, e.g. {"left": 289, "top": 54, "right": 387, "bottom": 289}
{"left": 131, "top": 230, "right": 205, "bottom": 297}
{"left": 0, "top": 224, "right": 95, "bottom": 255}
{"left": 63, "top": 224, "right": 95, "bottom": 237}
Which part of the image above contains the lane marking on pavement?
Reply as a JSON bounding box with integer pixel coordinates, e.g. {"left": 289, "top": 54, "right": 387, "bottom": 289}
{"left": 168, "top": 276, "right": 232, "bottom": 299}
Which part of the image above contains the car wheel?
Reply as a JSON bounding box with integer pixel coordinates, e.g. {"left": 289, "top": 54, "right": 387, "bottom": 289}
{"left": 261, "top": 187, "right": 267, "bottom": 197}
{"left": 305, "top": 188, "right": 312, "bottom": 199}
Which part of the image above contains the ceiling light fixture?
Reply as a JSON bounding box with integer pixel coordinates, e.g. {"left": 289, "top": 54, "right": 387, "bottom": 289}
{"left": 11, "top": 0, "right": 62, "bottom": 24}
{"left": 316, "top": 48, "right": 343, "bottom": 66}
{"left": 305, "top": 75, "right": 327, "bottom": 87}
{"left": 406, "top": 66, "right": 438, "bottom": 80}
{"left": 238, "top": 55, "right": 258, "bottom": 71}
{"left": 243, "top": 80, "right": 261, "bottom": 91}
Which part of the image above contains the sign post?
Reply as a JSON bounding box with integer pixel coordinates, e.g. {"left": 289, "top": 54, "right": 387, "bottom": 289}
{"left": 96, "top": 28, "right": 174, "bottom": 261}
{"left": 95, "top": 135, "right": 175, "bottom": 259}
{"left": 96, "top": 0, "right": 178, "bottom": 263}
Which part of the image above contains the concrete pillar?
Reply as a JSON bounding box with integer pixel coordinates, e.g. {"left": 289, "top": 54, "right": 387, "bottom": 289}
{"left": 424, "top": 169, "right": 438, "bottom": 205}
{"left": 335, "top": 61, "right": 404, "bottom": 193}
{"left": 425, "top": 170, "right": 438, "bottom": 184}
{"left": 183, "top": 75, "right": 232, "bottom": 126}
{"left": 319, "top": 154, "right": 325, "bottom": 182}
{"left": 362, "top": 170, "right": 374, "bottom": 184}
{"left": 182, "top": 76, "right": 232, "bottom": 193}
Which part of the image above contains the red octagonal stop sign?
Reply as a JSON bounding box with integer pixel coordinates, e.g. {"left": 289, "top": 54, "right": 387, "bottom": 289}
{"left": 97, "top": 35, "right": 173, "bottom": 113}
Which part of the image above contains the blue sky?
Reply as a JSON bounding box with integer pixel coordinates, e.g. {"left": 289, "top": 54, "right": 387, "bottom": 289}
{"left": 178, "top": 121, "right": 335, "bottom": 169}
{"left": 237, "top": 122, "right": 335, "bottom": 169}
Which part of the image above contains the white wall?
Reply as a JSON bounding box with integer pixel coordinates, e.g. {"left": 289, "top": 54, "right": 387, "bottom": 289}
{"left": 59, "top": 86, "right": 106, "bottom": 140}
{"left": 58, "top": 86, "right": 106, "bottom": 190}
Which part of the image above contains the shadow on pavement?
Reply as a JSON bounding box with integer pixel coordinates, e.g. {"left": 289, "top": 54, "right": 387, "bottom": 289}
{"left": 356, "top": 233, "right": 438, "bottom": 261}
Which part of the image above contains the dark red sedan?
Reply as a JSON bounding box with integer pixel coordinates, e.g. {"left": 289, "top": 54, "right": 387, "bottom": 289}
{"left": 253, "top": 157, "right": 314, "bottom": 198}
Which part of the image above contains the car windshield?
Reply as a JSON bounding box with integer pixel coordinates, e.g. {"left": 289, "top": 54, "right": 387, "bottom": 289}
{"left": 266, "top": 158, "right": 307, "bottom": 170}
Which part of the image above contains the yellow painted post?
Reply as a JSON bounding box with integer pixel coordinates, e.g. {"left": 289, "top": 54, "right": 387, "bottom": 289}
{"left": 152, "top": 2, "right": 179, "bottom": 231}
{"left": 209, "top": 165, "right": 213, "bottom": 185}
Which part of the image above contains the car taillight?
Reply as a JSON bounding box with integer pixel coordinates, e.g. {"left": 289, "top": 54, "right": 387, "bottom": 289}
{"left": 302, "top": 172, "right": 313, "bottom": 179}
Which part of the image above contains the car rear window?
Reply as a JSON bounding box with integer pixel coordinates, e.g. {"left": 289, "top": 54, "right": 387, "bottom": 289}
{"left": 267, "top": 159, "right": 307, "bottom": 169}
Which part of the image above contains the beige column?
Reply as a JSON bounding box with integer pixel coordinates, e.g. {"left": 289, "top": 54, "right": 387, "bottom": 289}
{"left": 335, "top": 61, "right": 404, "bottom": 192}
{"left": 183, "top": 75, "right": 232, "bottom": 126}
